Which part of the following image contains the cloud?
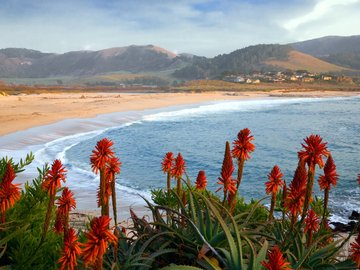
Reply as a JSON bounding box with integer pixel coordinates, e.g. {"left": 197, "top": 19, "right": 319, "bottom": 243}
{"left": 0, "top": 0, "right": 358, "bottom": 57}
{"left": 283, "top": 0, "right": 359, "bottom": 31}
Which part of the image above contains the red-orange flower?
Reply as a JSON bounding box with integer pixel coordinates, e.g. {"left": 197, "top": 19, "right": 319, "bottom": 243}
{"left": 304, "top": 209, "right": 319, "bottom": 234}
{"left": 0, "top": 163, "right": 21, "bottom": 216}
{"left": 90, "top": 138, "right": 115, "bottom": 174}
{"left": 58, "top": 228, "right": 82, "bottom": 270}
{"left": 54, "top": 188, "right": 76, "bottom": 234}
{"left": 261, "top": 246, "right": 292, "bottom": 270}
{"left": 285, "top": 162, "right": 307, "bottom": 217}
{"left": 162, "top": 152, "right": 174, "bottom": 173}
{"left": 57, "top": 187, "right": 76, "bottom": 216}
{"left": 232, "top": 128, "right": 255, "bottom": 161}
{"left": 298, "top": 134, "right": 329, "bottom": 171}
{"left": 2, "top": 162, "right": 16, "bottom": 184}
{"left": 265, "top": 166, "right": 285, "bottom": 195}
{"left": 357, "top": 174, "right": 360, "bottom": 187}
{"left": 217, "top": 142, "right": 237, "bottom": 195}
{"left": 82, "top": 216, "right": 118, "bottom": 266}
{"left": 42, "top": 159, "right": 67, "bottom": 196}
{"left": 0, "top": 180, "right": 21, "bottom": 214}
{"left": 318, "top": 155, "right": 338, "bottom": 190}
{"left": 97, "top": 182, "right": 112, "bottom": 207}
{"left": 171, "top": 153, "right": 186, "bottom": 178}
{"left": 54, "top": 212, "right": 64, "bottom": 234}
{"left": 350, "top": 234, "right": 360, "bottom": 267}
{"left": 105, "top": 157, "right": 121, "bottom": 182}
{"left": 195, "top": 170, "right": 207, "bottom": 190}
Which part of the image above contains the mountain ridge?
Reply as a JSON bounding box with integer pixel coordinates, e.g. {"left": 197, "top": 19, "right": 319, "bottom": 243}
{"left": 0, "top": 45, "right": 182, "bottom": 78}
{"left": 1, "top": 35, "right": 359, "bottom": 80}
{"left": 290, "top": 35, "right": 360, "bottom": 69}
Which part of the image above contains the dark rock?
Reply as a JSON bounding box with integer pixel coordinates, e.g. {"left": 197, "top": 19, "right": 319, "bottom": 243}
{"left": 349, "top": 210, "right": 360, "bottom": 220}
{"left": 330, "top": 221, "right": 357, "bottom": 233}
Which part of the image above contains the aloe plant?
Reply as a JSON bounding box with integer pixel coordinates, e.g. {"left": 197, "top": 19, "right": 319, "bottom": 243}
{"left": 132, "top": 185, "right": 269, "bottom": 269}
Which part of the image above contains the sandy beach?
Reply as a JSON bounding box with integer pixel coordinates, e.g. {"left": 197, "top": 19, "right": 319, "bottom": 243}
{"left": 1, "top": 90, "right": 359, "bottom": 136}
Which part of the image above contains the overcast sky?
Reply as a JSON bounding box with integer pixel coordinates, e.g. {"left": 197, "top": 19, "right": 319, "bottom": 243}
{"left": 0, "top": 0, "right": 359, "bottom": 57}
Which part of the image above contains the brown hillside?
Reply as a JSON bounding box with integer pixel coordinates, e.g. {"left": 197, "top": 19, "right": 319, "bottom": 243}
{"left": 265, "top": 50, "right": 348, "bottom": 73}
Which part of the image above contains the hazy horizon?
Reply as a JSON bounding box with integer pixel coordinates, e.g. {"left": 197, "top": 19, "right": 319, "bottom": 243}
{"left": 1, "top": 0, "right": 359, "bottom": 57}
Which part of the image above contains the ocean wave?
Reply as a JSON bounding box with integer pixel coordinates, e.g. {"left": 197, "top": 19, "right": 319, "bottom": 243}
{"left": 115, "top": 182, "right": 152, "bottom": 201}
{"left": 329, "top": 214, "right": 350, "bottom": 225}
{"left": 142, "top": 96, "right": 350, "bottom": 122}
{"left": 34, "top": 121, "right": 140, "bottom": 166}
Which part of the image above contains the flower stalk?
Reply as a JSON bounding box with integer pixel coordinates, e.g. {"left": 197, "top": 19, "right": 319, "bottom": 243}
{"left": 195, "top": 170, "right": 207, "bottom": 190}
{"left": 162, "top": 152, "right": 174, "bottom": 193}
{"left": 265, "top": 165, "right": 285, "bottom": 220}
{"left": 217, "top": 141, "right": 236, "bottom": 206}
{"left": 304, "top": 209, "right": 319, "bottom": 247}
{"left": 82, "top": 216, "right": 118, "bottom": 270}
{"left": 281, "top": 180, "right": 287, "bottom": 224}
{"left": 90, "top": 138, "right": 116, "bottom": 217}
{"left": 171, "top": 153, "right": 186, "bottom": 197}
{"left": 106, "top": 157, "right": 121, "bottom": 226}
{"left": 285, "top": 160, "right": 307, "bottom": 229}
{"left": 41, "top": 159, "right": 66, "bottom": 243}
{"left": 298, "top": 135, "right": 329, "bottom": 221}
{"left": 232, "top": 128, "right": 255, "bottom": 191}
{"left": 58, "top": 228, "right": 81, "bottom": 270}
{"left": 55, "top": 187, "right": 76, "bottom": 239}
{"left": 318, "top": 155, "right": 338, "bottom": 224}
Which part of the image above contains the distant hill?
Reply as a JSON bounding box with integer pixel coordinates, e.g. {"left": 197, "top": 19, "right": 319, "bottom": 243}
{"left": 265, "top": 51, "right": 346, "bottom": 73}
{"left": 172, "top": 44, "right": 351, "bottom": 80}
{"left": 173, "top": 44, "right": 293, "bottom": 79}
{"left": 290, "top": 35, "right": 360, "bottom": 69}
{"left": 1, "top": 35, "right": 359, "bottom": 82}
{"left": 0, "top": 45, "right": 186, "bottom": 78}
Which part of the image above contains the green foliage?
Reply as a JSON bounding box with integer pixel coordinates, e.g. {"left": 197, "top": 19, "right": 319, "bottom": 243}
{"left": 311, "top": 195, "right": 330, "bottom": 218}
{"left": 147, "top": 176, "right": 356, "bottom": 269}
{"left": 268, "top": 218, "right": 356, "bottom": 269}
{"left": 233, "top": 197, "right": 268, "bottom": 224}
{"left": 159, "top": 265, "right": 204, "bottom": 270}
{"left": 152, "top": 187, "right": 268, "bottom": 225}
{"left": 0, "top": 153, "right": 34, "bottom": 180}
{"left": 125, "top": 188, "right": 270, "bottom": 269}
{"left": 151, "top": 188, "right": 179, "bottom": 210}
{"left": 1, "top": 163, "right": 62, "bottom": 269}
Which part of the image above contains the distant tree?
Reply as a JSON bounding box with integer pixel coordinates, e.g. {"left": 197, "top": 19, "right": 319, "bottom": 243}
{"left": 173, "top": 44, "right": 292, "bottom": 80}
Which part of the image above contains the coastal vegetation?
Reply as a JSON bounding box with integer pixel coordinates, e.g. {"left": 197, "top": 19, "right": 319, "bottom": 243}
{"left": 0, "top": 79, "right": 359, "bottom": 97}
{"left": 0, "top": 131, "right": 359, "bottom": 269}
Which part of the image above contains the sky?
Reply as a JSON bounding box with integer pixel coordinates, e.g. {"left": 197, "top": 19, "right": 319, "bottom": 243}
{"left": 0, "top": 0, "right": 359, "bottom": 57}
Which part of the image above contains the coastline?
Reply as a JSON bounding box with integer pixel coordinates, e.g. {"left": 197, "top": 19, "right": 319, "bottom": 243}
{"left": 1, "top": 90, "right": 359, "bottom": 137}
{"left": 1, "top": 90, "right": 360, "bottom": 224}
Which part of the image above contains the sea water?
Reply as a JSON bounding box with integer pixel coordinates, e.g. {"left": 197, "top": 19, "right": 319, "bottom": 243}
{"left": 1, "top": 95, "right": 359, "bottom": 223}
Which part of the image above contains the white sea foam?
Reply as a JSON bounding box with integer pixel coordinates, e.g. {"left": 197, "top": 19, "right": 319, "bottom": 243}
{"left": 34, "top": 121, "right": 140, "bottom": 166}
{"left": 115, "top": 182, "right": 152, "bottom": 201}
{"left": 329, "top": 214, "right": 351, "bottom": 225}
{"left": 142, "top": 97, "right": 349, "bottom": 122}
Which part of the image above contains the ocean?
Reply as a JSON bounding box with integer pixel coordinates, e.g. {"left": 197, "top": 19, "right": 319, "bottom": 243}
{"left": 1, "top": 95, "right": 359, "bottom": 223}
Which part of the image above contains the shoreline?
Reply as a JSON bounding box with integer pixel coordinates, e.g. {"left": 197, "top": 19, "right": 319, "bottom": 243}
{"left": 1, "top": 90, "right": 360, "bottom": 223}
{"left": 1, "top": 90, "right": 359, "bottom": 137}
